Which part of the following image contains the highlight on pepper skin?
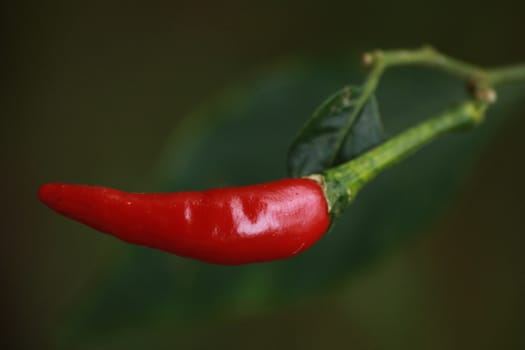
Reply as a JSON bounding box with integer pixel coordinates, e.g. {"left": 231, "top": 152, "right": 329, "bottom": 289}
{"left": 38, "top": 178, "right": 331, "bottom": 265}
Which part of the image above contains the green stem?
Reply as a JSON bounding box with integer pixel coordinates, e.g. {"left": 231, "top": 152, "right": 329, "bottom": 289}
{"left": 488, "top": 63, "right": 525, "bottom": 85}
{"left": 323, "top": 101, "right": 487, "bottom": 215}
{"left": 333, "top": 46, "right": 490, "bottom": 162}
{"left": 320, "top": 46, "right": 524, "bottom": 216}
{"left": 365, "top": 46, "right": 525, "bottom": 86}
{"left": 380, "top": 46, "right": 487, "bottom": 80}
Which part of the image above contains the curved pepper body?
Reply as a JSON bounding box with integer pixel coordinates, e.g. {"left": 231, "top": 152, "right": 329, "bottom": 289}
{"left": 38, "top": 178, "right": 330, "bottom": 265}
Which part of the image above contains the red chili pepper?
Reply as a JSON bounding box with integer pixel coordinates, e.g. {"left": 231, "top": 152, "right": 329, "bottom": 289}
{"left": 38, "top": 178, "right": 330, "bottom": 265}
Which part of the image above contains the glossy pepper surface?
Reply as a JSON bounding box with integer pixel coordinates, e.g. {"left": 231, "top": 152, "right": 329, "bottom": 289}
{"left": 38, "top": 178, "right": 330, "bottom": 265}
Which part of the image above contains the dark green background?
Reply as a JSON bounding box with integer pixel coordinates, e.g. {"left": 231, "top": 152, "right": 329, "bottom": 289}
{"left": 3, "top": 1, "right": 525, "bottom": 349}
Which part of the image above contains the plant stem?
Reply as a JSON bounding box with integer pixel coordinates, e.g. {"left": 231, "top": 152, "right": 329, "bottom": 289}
{"left": 488, "top": 63, "right": 525, "bottom": 85}
{"left": 321, "top": 46, "right": 524, "bottom": 215}
{"left": 333, "top": 47, "right": 492, "bottom": 162}
{"left": 377, "top": 46, "right": 486, "bottom": 80}
{"left": 323, "top": 101, "right": 487, "bottom": 210}
{"left": 364, "top": 46, "right": 525, "bottom": 87}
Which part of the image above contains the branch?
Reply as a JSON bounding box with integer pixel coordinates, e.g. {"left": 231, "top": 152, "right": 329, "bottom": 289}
{"left": 324, "top": 101, "right": 486, "bottom": 210}
{"left": 320, "top": 46, "right": 524, "bottom": 215}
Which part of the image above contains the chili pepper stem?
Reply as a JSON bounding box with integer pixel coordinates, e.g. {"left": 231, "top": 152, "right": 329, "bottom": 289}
{"left": 316, "top": 45, "right": 525, "bottom": 217}
{"left": 321, "top": 101, "right": 487, "bottom": 216}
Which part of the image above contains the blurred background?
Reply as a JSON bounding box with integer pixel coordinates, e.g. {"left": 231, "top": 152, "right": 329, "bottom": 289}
{"left": 2, "top": 1, "right": 525, "bottom": 349}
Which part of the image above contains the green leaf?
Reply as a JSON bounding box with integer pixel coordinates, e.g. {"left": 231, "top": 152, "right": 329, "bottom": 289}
{"left": 56, "top": 57, "right": 523, "bottom": 348}
{"left": 287, "top": 86, "right": 384, "bottom": 177}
